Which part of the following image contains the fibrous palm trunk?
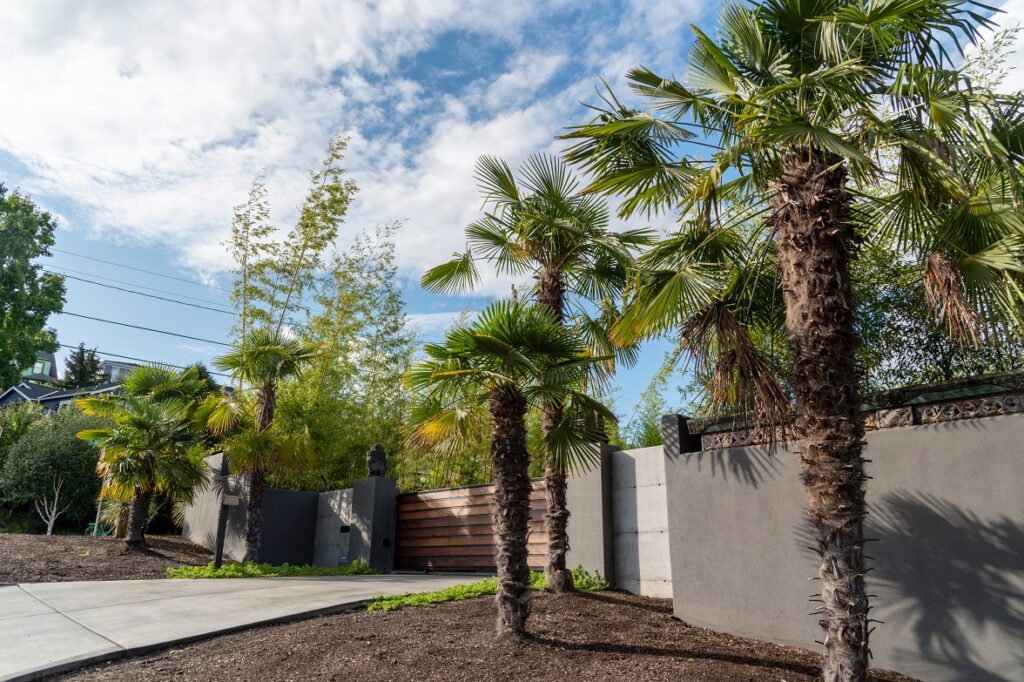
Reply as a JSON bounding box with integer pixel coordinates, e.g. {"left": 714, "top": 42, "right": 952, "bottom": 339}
{"left": 243, "top": 380, "right": 276, "bottom": 562}
{"left": 535, "top": 266, "right": 574, "bottom": 593}
{"left": 124, "top": 485, "right": 152, "bottom": 548}
{"left": 774, "top": 149, "right": 869, "bottom": 682}
{"left": 488, "top": 384, "right": 532, "bottom": 637}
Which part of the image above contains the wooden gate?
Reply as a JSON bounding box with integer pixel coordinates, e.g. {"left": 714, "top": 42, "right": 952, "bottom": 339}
{"left": 395, "top": 480, "right": 547, "bottom": 571}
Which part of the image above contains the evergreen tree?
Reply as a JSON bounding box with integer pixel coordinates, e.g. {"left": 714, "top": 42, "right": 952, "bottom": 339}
{"left": 60, "top": 344, "right": 104, "bottom": 388}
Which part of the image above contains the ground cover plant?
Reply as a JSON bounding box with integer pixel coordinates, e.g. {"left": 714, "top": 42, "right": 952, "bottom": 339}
{"left": 167, "top": 559, "right": 376, "bottom": 579}
{"left": 366, "top": 566, "right": 608, "bottom": 612}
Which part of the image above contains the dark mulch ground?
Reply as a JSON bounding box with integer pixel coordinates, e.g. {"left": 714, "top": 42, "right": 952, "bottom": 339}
{"left": 55, "top": 591, "right": 918, "bottom": 682}
{"left": 0, "top": 533, "right": 211, "bottom": 583}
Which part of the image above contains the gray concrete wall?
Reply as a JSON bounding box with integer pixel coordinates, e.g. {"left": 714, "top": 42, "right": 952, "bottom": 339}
{"left": 662, "top": 412, "right": 1024, "bottom": 682}
{"left": 566, "top": 445, "right": 615, "bottom": 583}
{"left": 313, "top": 489, "right": 353, "bottom": 567}
{"left": 609, "top": 446, "right": 673, "bottom": 598}
{"left": 350, "top": 476, "right": 396, "bottom": 572}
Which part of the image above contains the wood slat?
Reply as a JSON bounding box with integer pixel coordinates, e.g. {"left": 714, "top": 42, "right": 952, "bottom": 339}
{"left": 394, "top": 479, "right": 548, "bottom": 572}
{"left": 394, "top": 556, "right": 547, "bottom": 570}
{"left": 397, "top": 490, "right": 546, "bottom": 512}
{"left": 395, "top": 522, "right": 545, "bottom": 540}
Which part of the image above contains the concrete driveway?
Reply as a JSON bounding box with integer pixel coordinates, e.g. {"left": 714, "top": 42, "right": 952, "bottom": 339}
{"left": 0, "top": 574, "right": 478, "bottom": 681}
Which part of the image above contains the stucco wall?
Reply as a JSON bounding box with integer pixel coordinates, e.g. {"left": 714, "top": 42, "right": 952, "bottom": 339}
{"left": 609, "top": 446, "right": 673, "bottom": 598}
{"left": 663, "top": 412, "right": 1024, "bottom": 682}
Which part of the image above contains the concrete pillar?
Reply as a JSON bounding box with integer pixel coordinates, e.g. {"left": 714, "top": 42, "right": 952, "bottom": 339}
{"left": 660, "top": 414, "right": 702, "bottom": 457}
{"left": 565, "top": 443, "right": 615, "bottom": 583}
{"left": 349, "top": 476, "right": 396, "bottom": 572}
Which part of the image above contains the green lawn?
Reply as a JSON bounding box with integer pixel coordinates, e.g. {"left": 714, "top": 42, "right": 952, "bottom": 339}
{"left": 167, "top": 559, "right": 378, "bottom": 579}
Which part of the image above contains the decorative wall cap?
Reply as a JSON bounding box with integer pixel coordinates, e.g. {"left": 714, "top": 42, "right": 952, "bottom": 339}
{"left": 683, "top": 370, "right": 1024, "bottom": 450}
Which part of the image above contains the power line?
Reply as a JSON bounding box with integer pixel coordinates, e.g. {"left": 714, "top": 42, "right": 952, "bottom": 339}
{"left": 49, "top": 247, "right": 231, "bottom": 292}
{"left": 57, "top": 344, "right": 231, "bottom": 378}
{"left": 43, "top": 265, "right": 233, "bottom": 308}
{"left": 55, "top": 273, "right": 236, "bottom": 316}
{"left": 56, "top": 311, "right": 230, "bottom": 346}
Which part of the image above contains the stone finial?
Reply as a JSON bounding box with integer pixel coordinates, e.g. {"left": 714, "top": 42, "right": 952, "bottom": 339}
{"left": 367, "top": 443, "right": 387, "bottom": 477}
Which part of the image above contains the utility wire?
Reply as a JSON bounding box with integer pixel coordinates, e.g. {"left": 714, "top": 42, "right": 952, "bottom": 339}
{"left": 55, "top": 273, "right": 236, "bottom": 316}
{"left": 56, "top": 311, "right": 230, "bottom": 346}
{"left": 49, "top": 247, "right": 231, "bottom": 292}
{"left": 43, "top": 265, "right": 233, "bottom": 308}
{"left": 57, "top": 344, "right": 232, "bottom": 378}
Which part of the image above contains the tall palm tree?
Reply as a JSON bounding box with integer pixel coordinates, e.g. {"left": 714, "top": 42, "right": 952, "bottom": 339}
{"left": 563, "top": 2, "right": 1024, "bottom": 679}
{"left": 421, "top": 154, "right": 649, "bottom": 592}
{"left": 77, "top": 366, "right": 214, "bottom": 546}
{"left": 213, "top": 328, "right": 318, "bottom": 560}
{"left": 406, "top": 301, "right": 614, "bottom": 637}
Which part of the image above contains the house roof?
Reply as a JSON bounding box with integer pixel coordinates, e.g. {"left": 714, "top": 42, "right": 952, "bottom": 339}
{"left": 39, "top": 382, "right": 122, "bottom": 401}
{"left": 0, "top": 381, "right": 58, "bottom": 403}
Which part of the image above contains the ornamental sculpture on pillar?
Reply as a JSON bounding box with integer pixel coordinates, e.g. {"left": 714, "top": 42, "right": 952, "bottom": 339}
{"left": 367, "top": 443, "right": 387, "bottom": 477}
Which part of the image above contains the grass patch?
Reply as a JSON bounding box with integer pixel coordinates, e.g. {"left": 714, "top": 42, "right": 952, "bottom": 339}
{"left": 167, "top": 559, "right": 378, "bottom": 579}
{"left": 366, "top": 566, "right": 607, "bottom": 612}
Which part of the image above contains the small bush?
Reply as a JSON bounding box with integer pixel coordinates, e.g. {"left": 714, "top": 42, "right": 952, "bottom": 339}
{"left": 167, "top": 559, "right": 378, "bottom": 579}
{"left": 366, "top": 566, "right": 607, "bottom": 612}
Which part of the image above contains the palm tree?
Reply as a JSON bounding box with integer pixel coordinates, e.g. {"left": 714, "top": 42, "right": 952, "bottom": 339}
{"left": 213, "top": 327, "right": 318, "bottom": 560}
{"left": 562, "top": 2, "right": 1024, "bottom": 679}
{"left": 77, "top": 396, "right": 208, "bottom": 546}
{"left": 77, "top": 366, "right": 214, "bottom": 546}
{"left": 406, "top": 301, "right": 614, "bottom": 637}
{"left": 421, "top": 154, "right": 649, "bottom": 592}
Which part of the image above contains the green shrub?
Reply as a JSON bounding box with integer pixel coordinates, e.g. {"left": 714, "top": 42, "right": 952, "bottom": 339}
{"left": 366, "top": 566, "right": 607, "bottom": 612}
{"left": 167, "top": 559, "right": 378, "bottom": 579}
{"left": 0, "top": 407, "right": 106, "bottom": 529}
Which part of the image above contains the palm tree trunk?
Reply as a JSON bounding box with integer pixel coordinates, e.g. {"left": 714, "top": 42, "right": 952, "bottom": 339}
{"left": 535, "top": 265, "right": 575, "bottom": 593}
{"left": 488, "top": 384, "right": 531, "bottom": 638}
{"left": 774, "top": 148, "right": 869, "bottom": 682}
{"left": 243, "top": 467, "right": 265, "bottom": 562}
{"left": 124, "top": 486, "right": 152, "bottom": 548}
{"left": 243, "top": 380, "right": 276, "bottom": 562}
{"left": 256, "top": 380, "right": 276, "bottom": 432}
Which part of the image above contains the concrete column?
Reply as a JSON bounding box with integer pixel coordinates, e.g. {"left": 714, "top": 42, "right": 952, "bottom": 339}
{"left": 349, "top": 476, "right": 396, "bottom": 572}
{"left": 565, "top": 443, "right": 615, "bottom": 583}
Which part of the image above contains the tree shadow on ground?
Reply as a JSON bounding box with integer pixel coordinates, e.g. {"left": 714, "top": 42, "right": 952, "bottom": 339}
{"left": 525, "top": 633, "right": 823, "bottom": 677}
{"left": 573, "top": 589, "right": 673, "bottom": 615}
{"left": 869, "top": 490, "right": 1024, "bottom": 681}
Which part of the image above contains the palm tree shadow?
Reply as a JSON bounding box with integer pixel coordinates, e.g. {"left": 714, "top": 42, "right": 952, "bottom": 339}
{"left": 525, "top": 633, "right": 822, "bottom": 677}
{"left": 795, "top": 490, "right": 1024, "bottom": 681}
{"left": 573, "top": 590, "right": 674, "bottom": 615}
{"left": 683, "top": 446, "right": 783, "bottom": 489}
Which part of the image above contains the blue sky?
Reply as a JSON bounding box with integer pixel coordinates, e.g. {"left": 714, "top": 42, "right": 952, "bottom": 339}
{"left": 4, "top": 0, "right": 1021, "bottom": 421}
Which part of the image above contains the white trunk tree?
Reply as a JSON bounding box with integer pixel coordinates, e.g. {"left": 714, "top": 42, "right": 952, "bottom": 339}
{"left": 34, "top": 475, "right": 70, "bottom": 536}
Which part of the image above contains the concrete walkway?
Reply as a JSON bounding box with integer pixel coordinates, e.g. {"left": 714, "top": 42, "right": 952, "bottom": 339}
{"left": 0, "top": 574, "right": 477, "bottom": 681}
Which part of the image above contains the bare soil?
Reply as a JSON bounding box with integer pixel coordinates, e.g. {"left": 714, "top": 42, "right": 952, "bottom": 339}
{"left": 0, "top": 533, "right": 211, "bottom": 583}
{"left": 54, "top": 591, "right": 917, "bottom": 682}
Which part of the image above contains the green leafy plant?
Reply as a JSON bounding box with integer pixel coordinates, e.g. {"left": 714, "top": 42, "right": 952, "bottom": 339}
{"left": 366, "top": 566, "right": 607, "bottom": 613}
{"left": 167, "top": 559, "right": 377, "bottom": 579}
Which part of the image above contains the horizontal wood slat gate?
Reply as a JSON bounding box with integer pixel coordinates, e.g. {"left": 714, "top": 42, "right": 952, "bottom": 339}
{"left": 395, "top": 479, "right": 548, "bottom": 571}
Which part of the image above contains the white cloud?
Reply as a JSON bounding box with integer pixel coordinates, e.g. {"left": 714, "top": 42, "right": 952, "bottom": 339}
{"left": 1, "top": 0, "right": 701, "bottom": 295}
{"left": 406, "top": 310, "right": 479, "bottom": 338}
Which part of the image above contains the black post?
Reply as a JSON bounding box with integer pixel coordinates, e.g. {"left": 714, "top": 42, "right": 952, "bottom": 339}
{"left": 213, "top": 453, "right": 230, "bottom": 569}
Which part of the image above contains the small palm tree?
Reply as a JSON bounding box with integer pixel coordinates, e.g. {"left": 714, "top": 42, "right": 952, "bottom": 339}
{"left": 421, "top": 154, "right": 648, "bottom": 592}
{"left": 213, "top": 327, "right": 318, "bottom": 560}
{"left": 563, "top": 2, "right": 1024, "bottom": 678}
{"left": 77, "top": 366, "right": 214, "bottom": 546}
{"left": 406, "top": 301, "right": 614, "bottom": 637}
{"left": 77, "top": 396, "right": 207, "bottom": 546}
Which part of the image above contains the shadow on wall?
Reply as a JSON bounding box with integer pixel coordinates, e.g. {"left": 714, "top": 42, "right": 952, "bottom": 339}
{"left": 870, "top": 490, "right": 1024, "bottom": 681}
{"left": 680, "top": 446, "right": 784, "bottom": 489}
